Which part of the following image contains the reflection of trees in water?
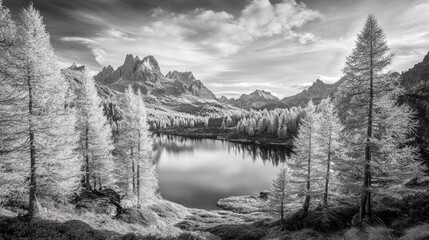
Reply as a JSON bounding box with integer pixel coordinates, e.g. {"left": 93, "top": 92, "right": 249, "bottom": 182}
{"left": 153, "top": 133, "right": 293, "bottom": 166}
{"left": 222, "top": 140, "right": 292, "bottom": 166}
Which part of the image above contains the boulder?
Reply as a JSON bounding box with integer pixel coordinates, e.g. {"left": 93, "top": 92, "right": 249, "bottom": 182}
{"left": 259, "top": 191, "right": 270, "bottom": 200}
{"left": 207, "top": 224, "right": 266, "bottom": 240}
{"left": 116, "top": 208, "right": 158, "bottom": 226}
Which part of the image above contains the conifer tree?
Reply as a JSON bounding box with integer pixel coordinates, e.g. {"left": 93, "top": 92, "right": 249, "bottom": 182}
{"left": 288, "top": 101, "right": 319, "bottom": 218}
{"left": 76, "top": 70, "right": 115, "bottom": 190}
{"left": 337, "top": 15, "right": 421, "bottom": 221}
{"left": 0, "top": 0, "right": 23, "bottom": 205}
{"left": 117, "top": 86, "right": 158, "bottom": 206}
{"left": 315, "top": 98, "right": 344, "bottom": 208}
{"left": 6, "top": 4, "right": 82, "bottom": 217}
{"left": 268, "top": 162, "right": 290, "bottom": 225}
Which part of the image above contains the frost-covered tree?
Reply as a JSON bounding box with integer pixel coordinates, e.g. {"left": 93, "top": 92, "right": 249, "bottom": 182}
{"left": 76, "top": 71, "right": 115, "bottom": 190}
{"left": 337, "top": 15, "right": 421, "bottom": 221}
{"left": 221, "top": 117, "right": 226, "bottom": 129}
{"left": 4, "top": 5, "right": 82, "bottom": 217}
{"left": 315, "top": 98, "right": 344, "bottom": 208}
{"left": 268, "top": 162, "right": 290, "bottom": 224}
{"left": 117, "top": 86, "right": 158, "bottom": 206}
{"left": 0, "top": 1, "right": 22, "bottom": 205}
{"left": 288, "top": 101, "right": 319, "bottom": 218}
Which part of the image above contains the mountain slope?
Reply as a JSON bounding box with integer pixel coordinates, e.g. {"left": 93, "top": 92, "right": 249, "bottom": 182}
{"left": 281, "top": 79, "right": 344, "bottom": 107}
{"left": 399, "top": 51, "right": 429, "bottom": 170}
{"left": 226, "top": 90, "right": 280, "bottom": 110}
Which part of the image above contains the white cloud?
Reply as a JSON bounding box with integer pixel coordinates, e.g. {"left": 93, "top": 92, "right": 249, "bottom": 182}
{"left": 142, "top": 0, "right": 322, "bottom": 56}
{"left": 61, "top": 37, "right": 106, "bottom": 65}
{"left": 318, "top": 75, "right": 340, "bottom": 84}
{"left": 149, "top": 7, "right": 164, "bottom": 18}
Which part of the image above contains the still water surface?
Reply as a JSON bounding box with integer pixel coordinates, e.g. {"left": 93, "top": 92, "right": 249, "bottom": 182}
{"left": 154, "top": 134, "right": 291, "bottom": 209}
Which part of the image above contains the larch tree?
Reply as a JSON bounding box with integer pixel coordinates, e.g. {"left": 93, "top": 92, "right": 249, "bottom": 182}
{"left": 9, "top": 4, "right": 82, "bottom": 218}
{"left": 288, "top": 100, "right": 320, "bottom": 218}
{"left": 336, "top": 15, "right": 421, "bottom": 221}
{"left": 76, "top": 70, "right": 115, "bottom": 190}
{"left": 0, "top": 0, "right": 24, "bottom": 204}
{"left": 315, "top": 98, "right": 344, "bottom": 209}
{"left": 268, "top": 162, "right": 290, "bottom": 225}
{"left": 117, "top": 86, "right": 158, "bottom": 207}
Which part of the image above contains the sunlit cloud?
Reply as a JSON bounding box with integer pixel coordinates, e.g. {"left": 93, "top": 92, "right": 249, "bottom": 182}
{"left": 6, "top": 0, "right": 427, "bottom": 99}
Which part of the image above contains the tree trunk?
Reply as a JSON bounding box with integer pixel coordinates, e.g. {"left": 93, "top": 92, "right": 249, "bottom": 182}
{"left": 131, "top": 147, "right": 135, "bottom": 194}
{"left": 360, "top": 20, "right": 374, "bottom": 221}
{"left": 85, "top": 126, "right": 91, "bottom": 190}
{"left": 27, "top": 72, "right": 39, "bottom": 219}
{"left": 137, "top": 132, "right": 141, "bottom": 206}
{"left": 137, "top": 164, "right": 140, "bottom": 203}
{"left": 98, "top": 176, "right": 102, "bottom": 191}
{"left": 323, "top": 129, "right": 332, "bottom": 208}
{"left": 302, "top": 130, "right": 312, "bottom": 218}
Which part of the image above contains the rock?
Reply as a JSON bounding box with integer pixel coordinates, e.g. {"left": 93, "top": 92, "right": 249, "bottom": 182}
{"left": 207, "top": 224, "right": 266, "bottom": 240}
{"left": 120, "top": 195, "right": 138, "bottom": 209}
{"left": 99, "top": 188, "right": 121, "bottom": 204}
{"left": 259, "top": 191, "right": 270, "bottom": 200}
{"left": 116, "top": 207, "right": 158, "bottom": 226}
{"left": 216, "top": 195, "right": 265, "bottom": 214}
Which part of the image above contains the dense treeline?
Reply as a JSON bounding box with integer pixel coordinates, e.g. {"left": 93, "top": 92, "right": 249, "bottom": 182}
{"left": 267, "top": 15, "right": 423, "bottom": 226}
{"left": 0, "top": 3, "right": 158, "bottom": 219}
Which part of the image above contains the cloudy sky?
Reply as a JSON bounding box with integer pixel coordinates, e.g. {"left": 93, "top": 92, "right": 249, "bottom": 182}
{"left": 4, "top": 0, "right": 429, "bottom": 99}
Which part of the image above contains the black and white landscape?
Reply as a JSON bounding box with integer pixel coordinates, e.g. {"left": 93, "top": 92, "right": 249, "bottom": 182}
{"left": 1, "top": 0, "right": 429, "bottom": 239}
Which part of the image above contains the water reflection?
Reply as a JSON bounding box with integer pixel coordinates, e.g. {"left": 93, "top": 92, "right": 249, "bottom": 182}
{"left": 153, "top": 134, "right": 292, "bottom": 209}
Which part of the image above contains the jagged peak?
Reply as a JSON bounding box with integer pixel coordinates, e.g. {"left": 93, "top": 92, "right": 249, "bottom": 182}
{"left": 422, "top": 51, "right": 429, "bottom": 63}
{"left": 141, "top": 55, "right": 161, "bottom": 72}
{"left": 68, "top": 63, "right": 85, "bottom": 71}
{"left": 166, "top": 70, "right": 196, "bottom": 82}
{"left": 105, "top": 65, "right": 114, "bottom": 72}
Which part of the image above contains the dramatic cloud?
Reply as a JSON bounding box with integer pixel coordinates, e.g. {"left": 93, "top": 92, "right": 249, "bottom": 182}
{"left": 4, "top": 0, "right": 428, "bottom": 98}
{"left": 61, "top": 37, "right": 106, "bottom": 64}
{"left": 142, "top": 0, "right": 322, "bottom": 56}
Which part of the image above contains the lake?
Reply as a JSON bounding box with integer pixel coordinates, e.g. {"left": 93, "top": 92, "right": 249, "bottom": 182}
{"left": 154, "top": 134, "right": 291, "bottom": 209}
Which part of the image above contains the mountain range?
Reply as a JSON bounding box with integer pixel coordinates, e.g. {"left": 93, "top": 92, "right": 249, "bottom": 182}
{"left": 63, "top": 52, "right": 429, "bottom": 116}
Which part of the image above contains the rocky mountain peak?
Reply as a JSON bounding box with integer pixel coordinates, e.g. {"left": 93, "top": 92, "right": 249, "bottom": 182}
{"left": 94, "top": 53, "right": 218, "bottom": 101}
{"left": 166, "top": 71, "right": 196, "bottom": 83}
{"left": 141, "top": 55, "right": 161, "bottom": 72}
{"left": 247, "top": 90, "right": 278, "bottom": 100}
{"left": 219, "top": 96, "right": 229, "bottom": 103}
{"left": 68, "top": 63, "right": 85, "bottom": 71}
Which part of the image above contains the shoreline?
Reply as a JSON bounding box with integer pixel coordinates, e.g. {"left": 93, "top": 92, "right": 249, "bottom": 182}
{"left": 153, "top": 127, "right": 294, "bottom": 148}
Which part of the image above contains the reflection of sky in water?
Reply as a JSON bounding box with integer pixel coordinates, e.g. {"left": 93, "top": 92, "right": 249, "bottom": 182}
{"left": 155, "top": 134, "right": 291, "bottom": 209}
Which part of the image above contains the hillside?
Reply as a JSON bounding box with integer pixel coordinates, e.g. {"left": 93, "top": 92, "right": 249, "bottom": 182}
{"left": 281, "top": 79, "right": 344, "bottom": 107}
{"left": 399, "top": 51, "right": 429, "bottom": 170}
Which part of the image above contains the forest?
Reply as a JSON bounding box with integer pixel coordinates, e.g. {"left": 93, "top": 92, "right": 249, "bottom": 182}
{"left": 0, "top": 2, "right": 428, "bottom": 240}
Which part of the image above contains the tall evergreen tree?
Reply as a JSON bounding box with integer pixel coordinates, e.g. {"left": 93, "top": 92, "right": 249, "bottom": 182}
{"left": 117, "top": 86, "right": 158, "bottom": 207}
{"left": 315, "top": 98, "right": 344, "bottom": 209}
{"left": 0, "top": 0, "right": 23, "bottom": 205}
{"left": 4, "top": 4, "right": 82, "bottom": 218}
{"left": 288, "top": 101, "right": 320, "bottom": 218}
{"left": 76, "top": 70, "right": 115, "bottom": 190}
{"left": 268, "top": 162, "right": 290, "bottom": 225}
{"left": 337, "top": 15, "right": 421, "bottom": 221}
